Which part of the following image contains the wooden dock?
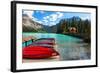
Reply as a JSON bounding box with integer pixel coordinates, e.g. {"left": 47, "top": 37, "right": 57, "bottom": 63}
{"left": 22, "top": 36, "right": 36, "bottom": 42}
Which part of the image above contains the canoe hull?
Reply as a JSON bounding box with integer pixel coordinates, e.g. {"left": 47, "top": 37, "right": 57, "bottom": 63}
{"left": 23, "top": 46, "right": 59, "bottom": 59}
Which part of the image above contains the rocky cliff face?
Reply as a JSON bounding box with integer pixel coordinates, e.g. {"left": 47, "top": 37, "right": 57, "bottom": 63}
{"left": 22, "top": 14, "right": 44, "bottom": 32}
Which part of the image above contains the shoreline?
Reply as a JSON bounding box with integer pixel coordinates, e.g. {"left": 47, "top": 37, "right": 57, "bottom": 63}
{"left": 63, "top": 33, "right": 91, "bottom": 43}
{"left": 23, "top": 32, "right": 91, "bottom": 43}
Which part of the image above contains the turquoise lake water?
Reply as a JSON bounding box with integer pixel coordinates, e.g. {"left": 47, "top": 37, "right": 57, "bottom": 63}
{"left": 23, "top": 33, "right": 91, "bottom": 60}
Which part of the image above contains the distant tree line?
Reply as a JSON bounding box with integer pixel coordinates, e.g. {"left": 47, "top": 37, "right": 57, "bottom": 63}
{"left": 55, "top": 16, "right": 91, "bottom": 42}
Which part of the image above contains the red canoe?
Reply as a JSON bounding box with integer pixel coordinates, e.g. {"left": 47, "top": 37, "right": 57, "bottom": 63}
{"left": 23, "top": 46, "right": 59, "bottom": 59}
{"left": 35, "top": 42, "right": 55, "bottom": 45}
{"left": 34, "top": 39, "right": 55, "bottom": 45}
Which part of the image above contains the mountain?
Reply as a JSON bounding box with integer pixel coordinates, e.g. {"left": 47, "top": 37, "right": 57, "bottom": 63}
{"left": 22, "top": 14, "right": 46, "bottom": 32}
{"left": 22, "top": 15, "right": 87, "bottom": 33}
{"left": 50, "top": 16, "right": 82, "bottom": 33}
{"left": 50, "top": 23, "right": 60, "bottom": 33}
{"left": 42, "top": 25, "right": 52, "bottom": 33}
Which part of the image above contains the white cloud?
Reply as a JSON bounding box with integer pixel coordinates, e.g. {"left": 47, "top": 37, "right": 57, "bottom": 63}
{"left": 43, "top": 16, "right": 50, "bottom": 20}
{"left": 23, "top": 11, "right": 34, "bottom": 18}
{"left": 57, "top": 12, "right": 63, "bottom": 18}
{"left": 42, "top": 12, "right": 64, "bottom": 26}
{"left": 43, "top": 19, "right": 48, "bottom": 23}
{"left": 37, "top": 21, "right": 43, "bottom": 24}
{"left": 32, "top": 17, "right": 43, "bottom": 24}
{"left": 49, "top": 22, "right": 56, "bottom": 26}
{"left": 43, "top": 12, "right": 63, "bottom": 22}
{"left": 32, "top": 17, "right": 38, "bottom": 21}
{"left": 80, "top": 16, "right": 90, "bottom": 20}
{"left": 49, "top": 14, "right": 58, "bottom": 21}
{"left": 43, "top": 17, "right": 46, "bottom": 19}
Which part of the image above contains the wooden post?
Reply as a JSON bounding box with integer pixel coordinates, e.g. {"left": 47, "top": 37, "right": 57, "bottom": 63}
{"left": 31, "top": 39, "right": 33, "bottom": 43}
{"left": 25, "top": 41, "right": 27, "bottom": 47}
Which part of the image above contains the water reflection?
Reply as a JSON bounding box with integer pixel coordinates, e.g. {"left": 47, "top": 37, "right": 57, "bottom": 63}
{"left": 56, "top": 42, "right": 90, "bottom": 60}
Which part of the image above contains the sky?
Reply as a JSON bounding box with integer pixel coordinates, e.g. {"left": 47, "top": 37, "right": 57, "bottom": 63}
{"left": 23, "top": 10, "right": 91, "bottom": 26}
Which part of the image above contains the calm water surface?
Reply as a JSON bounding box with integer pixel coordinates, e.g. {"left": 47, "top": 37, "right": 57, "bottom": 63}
{"left": 23, "top": 33, "right": 91, "bottom": 60}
